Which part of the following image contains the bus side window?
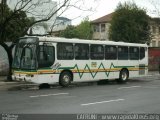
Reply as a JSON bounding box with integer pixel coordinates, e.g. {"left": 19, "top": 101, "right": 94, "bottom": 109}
{"left": 90, "top": 45, "right": 104, "bottom": 60}
{"left": 118, "top": 46, "right": 128, "bottom": 60}
{"left": 129, "top": 47, "right": 139, "bottom": 60}
{"left": 105, "top": 45, "right": 117, "bottom": 60}
{"left": 75, "top": 44, "right": 89, "bottom": 60}
{"left": 57, "top": 43, "right": 74, "bottom": 60}
{"left": 140, "top": 47, "right": 145, "bottom": 59}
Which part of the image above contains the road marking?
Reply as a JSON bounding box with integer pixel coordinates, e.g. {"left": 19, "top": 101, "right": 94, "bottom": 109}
{"left": 118, "top": 86, "right": 141, "bottom": 89}
{"left": 81, "top": 99, "right": 124, "bottom": 106}
{"left": 144, "top": 86, "right": 159, "bottom": 89}
{"left": 147, "top": 74, "right": 160, "bottom": 76}
{"left": 30, "top": 93, "right": 69, "bottom": 98}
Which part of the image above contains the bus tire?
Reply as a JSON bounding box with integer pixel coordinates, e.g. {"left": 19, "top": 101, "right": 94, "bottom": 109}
{"left": 117, "top": 69, "right": 129, "bottom": 83}
{"left": 59, "top": 71, "right": 72, "bottom": 87}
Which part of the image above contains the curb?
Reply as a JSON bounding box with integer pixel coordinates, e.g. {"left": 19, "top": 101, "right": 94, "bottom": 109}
{"left": 0, "top": 82, "right": 38, "bottom": 91}
{"left": 0, "top": 81, "right": 21, "bottom": 91}
{"left": 0, "top": 77, "right": 38, "bottom": 91}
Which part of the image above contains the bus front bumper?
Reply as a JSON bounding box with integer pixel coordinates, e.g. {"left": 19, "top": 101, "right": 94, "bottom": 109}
{"left": 12, "top": 74, "right": 32, "bottom": 83}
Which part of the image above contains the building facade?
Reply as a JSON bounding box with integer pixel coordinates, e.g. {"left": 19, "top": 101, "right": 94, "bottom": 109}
{"left": 91, "top": 13, "right": 160, "bottom": 48}
{"left": 150, "top": 18, "right": 160, "bottom": 47}
{"left": 91, "top": 13, "right": 113, "bottom": 40}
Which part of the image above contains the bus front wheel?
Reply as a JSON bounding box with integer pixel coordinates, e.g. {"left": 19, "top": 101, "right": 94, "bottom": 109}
{"left": 117, "top": 69, "right": 129, "bottom": 83}
{"left": 59, "top": 71, "right": 72, "bottom": 87}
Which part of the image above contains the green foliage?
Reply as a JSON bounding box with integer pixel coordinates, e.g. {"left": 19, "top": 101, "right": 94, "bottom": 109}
{"left": 59, "top": 25, "right": 78, "bottom": 38}
{"left": 109, "top": 2, "right": 151, "bottom": 43}
{"left": 60, "top": 18, "right": 93, "bottom": 40}
{"left": 76, "top": 18, "right": 93, "bottom": 39}
{"left": 0, "top": 3, "right": 33, "bottom": 42}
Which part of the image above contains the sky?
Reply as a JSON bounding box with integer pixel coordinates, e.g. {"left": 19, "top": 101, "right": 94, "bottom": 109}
{"left": 56, "top": 0, "right": 159, "bottom": 25}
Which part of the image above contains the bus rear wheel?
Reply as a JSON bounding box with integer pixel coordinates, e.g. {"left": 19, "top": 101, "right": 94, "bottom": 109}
{"left": 117, "top": 69, "right": 129, "bottom": 83}
{"left": 59, "top": 71, "right": 72, "bottom": 87}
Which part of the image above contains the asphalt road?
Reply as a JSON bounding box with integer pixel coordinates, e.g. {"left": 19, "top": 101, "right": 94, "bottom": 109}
{"left": 0, "top": 75, "right": 160, "bottom": 114}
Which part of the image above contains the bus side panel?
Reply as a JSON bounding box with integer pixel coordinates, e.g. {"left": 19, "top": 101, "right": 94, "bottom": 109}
{"left": 36, "top": 74, "right": 59, "bottom": 84}
{"left": 88, "top": 60, "right": 116, "bottom": 80}
{"left": 58, "top": 60, "right": 116, "bottom": 82}
{"left": 71, "top": 60, "right": 90, "bottom": 81}
{"left": 73, "top": 60, "right": 120, "bottom": 81}
{"left": 57, "top": 60, "right": 91, "bottom": 82}
{"left": 114, "top": 60, "right": 140, "bottom": 78}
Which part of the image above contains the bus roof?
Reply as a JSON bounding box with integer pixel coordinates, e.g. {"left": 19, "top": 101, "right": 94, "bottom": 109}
{"left": 24, "top": 36, "right": 148, "bottom": 47}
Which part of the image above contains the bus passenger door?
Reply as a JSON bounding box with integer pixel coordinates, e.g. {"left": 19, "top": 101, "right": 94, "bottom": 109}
{"left": 37, "top": 43, "right": 55, "bottom": 83}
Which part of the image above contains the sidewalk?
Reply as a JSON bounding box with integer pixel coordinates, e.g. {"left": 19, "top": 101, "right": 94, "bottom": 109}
{"left": 148, "top": 71, "right": 160, "bottom": 75}
{"left": 0, "top": 76, "right": 38, "bottom": 91}
{"left": 0, "top": 76, "right": 22, "bottom": 91}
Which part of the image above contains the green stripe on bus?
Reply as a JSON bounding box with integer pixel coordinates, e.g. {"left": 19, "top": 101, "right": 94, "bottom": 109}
{"left": 12, "top": 69, "right": 37, "bottom": 72}
{"left": 58, "top": 62, "right": 137, "bottom": 79}
{"left": 114, "top": 66, "right": 135, "bottom": 68}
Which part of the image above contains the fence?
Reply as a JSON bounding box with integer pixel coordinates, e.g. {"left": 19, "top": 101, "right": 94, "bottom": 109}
{"left": 148, "top": 47, "right": 160, "bottom": 71}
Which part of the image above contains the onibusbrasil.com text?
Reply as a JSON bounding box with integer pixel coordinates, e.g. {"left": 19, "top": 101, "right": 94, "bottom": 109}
{"left": 77, "top": 114, "right": 160, "bottom": 120}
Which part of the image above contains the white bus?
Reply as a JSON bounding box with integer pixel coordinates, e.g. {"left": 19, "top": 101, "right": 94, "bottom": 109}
{"left": 12, "top": 36, "right": 148, "bottom": 87}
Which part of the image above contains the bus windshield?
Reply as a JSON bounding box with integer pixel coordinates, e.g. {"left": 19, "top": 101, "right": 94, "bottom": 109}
{"left": 12, "top": 37, "right": 38, "bottom": 70}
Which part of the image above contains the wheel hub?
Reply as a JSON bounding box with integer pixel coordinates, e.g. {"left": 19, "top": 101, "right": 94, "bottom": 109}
{"left": 63, "top": 75, "right": 69, "bottom": 83}
{"left": 122, "top": 72, "right": 127, "bottom": 80}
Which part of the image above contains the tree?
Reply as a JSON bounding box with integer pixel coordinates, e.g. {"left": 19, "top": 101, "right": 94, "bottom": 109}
{"left": 76, "top": 17, "right": 93, "bottom": 39}
{"left": 109, "top": 2, "right": 151, "bottom": 44}
{"left": 59, "top": 25, "right": 78, "bottom": 38}
{"left": 0, "top": 3, "right": 33, "bottom": 79}
{"left": 0, "top": 0, "right": 98, "bottom": 80}
{"left": 60, "top": 18, "right": 93, "bottom": 39}
{"left": 0, "top": 5, "right": 33, "bottom": 42}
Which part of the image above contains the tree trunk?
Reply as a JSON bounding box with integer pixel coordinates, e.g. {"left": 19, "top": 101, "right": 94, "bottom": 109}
{"left": 0, "top": 42, "right": 13, "bottom": 81}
